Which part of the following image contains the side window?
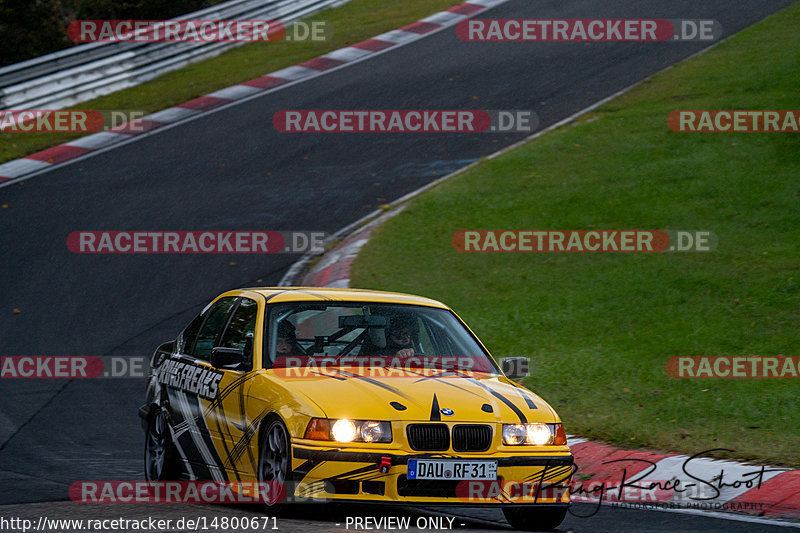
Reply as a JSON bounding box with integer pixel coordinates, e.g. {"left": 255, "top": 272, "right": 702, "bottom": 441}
{"left": 418, "top": 317, "right": 435, "bottom": 355}
{"left": 191, "top": 297, "right": 238, "bottom": 361}
{"left": 180, "top": 312, "right": 206, "bottom": 355}
{"left": 218, "top": 298, "right": 258, "bottom": 370}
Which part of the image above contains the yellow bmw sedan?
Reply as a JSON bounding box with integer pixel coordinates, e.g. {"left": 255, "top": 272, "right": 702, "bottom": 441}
{"left": 140, "top": 287, "right": 574, "bottom": 530}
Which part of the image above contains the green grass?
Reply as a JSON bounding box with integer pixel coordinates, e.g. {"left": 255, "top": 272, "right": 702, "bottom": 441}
{"left": 351, "top": 5, "right": 800, "bottom": 466}
{"left": 0, "top": 0, "right": 461, "bottom": 163}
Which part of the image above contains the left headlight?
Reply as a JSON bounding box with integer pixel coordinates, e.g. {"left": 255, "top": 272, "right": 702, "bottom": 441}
{"left": 502, "top": 423, "right": 566, "bottom": 446}
{"left": 305, "top": 418, "right": 392, "bottom": 443}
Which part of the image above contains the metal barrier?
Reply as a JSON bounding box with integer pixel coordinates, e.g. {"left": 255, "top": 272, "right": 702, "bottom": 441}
{"left": 0, "top": 0, "right": 348, "bottom": 110}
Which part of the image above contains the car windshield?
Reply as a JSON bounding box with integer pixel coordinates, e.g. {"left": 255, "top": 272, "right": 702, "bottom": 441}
{"left": 265, "top": 302, "right": 499, "bottom": 374}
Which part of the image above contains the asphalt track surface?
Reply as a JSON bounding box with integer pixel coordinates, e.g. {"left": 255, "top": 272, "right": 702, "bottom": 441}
{"left": 0, "top": 0, "right": 797, "bottom": 531}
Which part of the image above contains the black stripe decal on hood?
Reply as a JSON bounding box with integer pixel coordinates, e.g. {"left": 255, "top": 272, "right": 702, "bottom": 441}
{"left": 429, "top": 394, "right": 441, "bottom": 421}
{"left": 352, "top": 375, "right": 414, "bottom": 401}
{"left": 517, "top": 388, "right": 538, "bottom": 409}
{"left": 469, "top": 378, "right": 527, "bottom": 423}
{"left": 489, "top": 388, "right": 527, "bottom": 423}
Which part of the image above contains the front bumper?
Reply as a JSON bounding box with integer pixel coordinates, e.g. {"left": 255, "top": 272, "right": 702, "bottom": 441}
{"left": 289, "top": 444, "right": 574, "bottom": 506}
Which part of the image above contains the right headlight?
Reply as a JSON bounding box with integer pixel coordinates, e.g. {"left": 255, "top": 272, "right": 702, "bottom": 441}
{"left": 503, "top": 423, "right": 566, "bottom": 446}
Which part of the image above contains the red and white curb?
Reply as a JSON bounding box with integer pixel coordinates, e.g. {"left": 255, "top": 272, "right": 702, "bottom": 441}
{"left": 289, "top": 226, "right": 800, "bottom": 524}
{"left": 0, "top": 0, "right": 509, "bottom": 186}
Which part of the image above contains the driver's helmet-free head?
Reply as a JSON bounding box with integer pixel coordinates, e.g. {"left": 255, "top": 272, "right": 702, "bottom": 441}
{"left": 386, "top": 314, "right": 416, "bottom": 347}
{"left": 276, "top": 321, "right": 297, "bottom": 356}
{"left": 277, "top": 320, "right": 297, "bottom": 341}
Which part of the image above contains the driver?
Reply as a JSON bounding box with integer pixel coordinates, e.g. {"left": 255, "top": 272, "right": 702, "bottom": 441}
{"left": 276, "top": 320, "right": 298, "bottom": 356}
{"left": 378, "top": 316, "right": 416, "bottom": 357}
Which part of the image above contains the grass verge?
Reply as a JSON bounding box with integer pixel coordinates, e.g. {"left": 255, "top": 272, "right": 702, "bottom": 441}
{"left": 0, "top": 0, "right": 461, "bottom": 163}
{"left": 351, "top": 5, "right": 800, "bottom": 466}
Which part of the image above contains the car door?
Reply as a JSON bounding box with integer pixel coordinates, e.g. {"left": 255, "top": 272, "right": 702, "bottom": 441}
{"left": 164, "top": 296, "right": 238, "bottom": 481}
{"left": 204, "top": 296, "right": 261, "bottom": 481}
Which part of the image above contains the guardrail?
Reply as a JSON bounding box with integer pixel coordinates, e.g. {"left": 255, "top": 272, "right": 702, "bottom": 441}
{"left": 0, "top": 0, "right": 348, "bottom": 111}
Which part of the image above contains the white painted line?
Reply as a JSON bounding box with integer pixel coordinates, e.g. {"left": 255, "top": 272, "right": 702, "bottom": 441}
{"left": 597, "top": 502, "right": 800, "bottom": 528}
{"left": 326, "top": 279, "right": 350, "bottom": 288}
{"left": 325, "top": 47, "right": 374, "bottom": 62}
{"left": 467, "top": 0, "right": 509, "bottom": 7}
{"left": 422, "top": 11, "right": 467, "bottom": 26}
{"left": 143, "top": 106, "right": 198, "bottom": 123}
{"left": 373, "top": 29, "right": 422, "bottom": 44}
{"left": 0, "top": 0, "right": 515, "bottom": 190}
{"left": 64, "top": 132, "right": 131, "bottom": 150}
{"left": 206, "top": 84, "right": 263, "bottom": 100}
{"left": 269, "top": 65, "right": 321, "bottom": 80}
{"left": 309, "top": 238, "right": 369, "bottom": 273}
{"left": 567, "top": 436, "right": 588, "bottom": 447}
{"left": 0, "top": 158, "right": 51, "bottom": 178}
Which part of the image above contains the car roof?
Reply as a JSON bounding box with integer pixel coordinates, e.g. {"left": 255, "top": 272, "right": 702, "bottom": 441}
{"left": 237, "top": 287, "right": 449, "bottom": 309}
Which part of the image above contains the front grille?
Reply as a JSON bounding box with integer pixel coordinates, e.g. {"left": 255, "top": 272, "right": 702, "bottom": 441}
{"left": 361, "top": 481, "right": 385, "bottom": 495}
{"left": 452, "top": 424, "right": 492, "bottom": 452}
{"left": 397, "top": 475, "right": 505, "bottom": 498}
{"left": 407, "top": 424, "right": 449, "bottom": 451}
{"left": 397, "top": 475, "right": 460, "bottom": 497}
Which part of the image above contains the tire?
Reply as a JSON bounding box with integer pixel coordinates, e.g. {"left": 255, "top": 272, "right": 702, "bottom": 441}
{"left": 502, "top": 507, "right": 568, "bottom": 531}
{"left": 144, "top": 407, "right": 178, "bottom": 481}
{"left": 257, "top": 417, "right": 291, "bottom": 510}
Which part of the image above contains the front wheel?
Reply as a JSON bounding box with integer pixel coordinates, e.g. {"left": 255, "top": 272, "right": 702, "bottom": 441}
{"left": 502, "top": 507, "right": 568, "bottom": 531}
{"left": 258, "top": 417, "right": 291, "bottom": 510}
{"left": 144, "top": 408, "right": 178, "bottom": 481}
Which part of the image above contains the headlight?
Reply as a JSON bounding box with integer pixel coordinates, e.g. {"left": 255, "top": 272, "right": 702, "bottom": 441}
{"left": 331, "top": 419, "right": 357, "bottom": 442}
{"left": 503, "top": 423, "right": 564, "bottom": 446}
{"left": 305, "top": 418, "right": 392, "bottom": 443}
{"left": 502, "top": 424, "right": 527, "bottom": 445}
{"left": 360, "top": 421, "right": 384, "bottom": 443}
{"left": 526, "top": 423, "right": 552, "bottom": 445}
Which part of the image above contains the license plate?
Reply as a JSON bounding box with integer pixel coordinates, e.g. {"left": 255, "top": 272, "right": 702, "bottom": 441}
{"left": 407, "top": 459, "right": 497, "bottom": 480}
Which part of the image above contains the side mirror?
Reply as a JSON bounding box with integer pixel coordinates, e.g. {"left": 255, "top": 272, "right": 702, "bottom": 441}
{"left": 502, "top": 357, "right": 529, "bottom": 379}
{"left": 211, "top": 347, "right": 245, "bottom": 369}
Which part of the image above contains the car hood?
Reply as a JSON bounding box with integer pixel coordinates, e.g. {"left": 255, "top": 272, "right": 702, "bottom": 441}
{"left": 267, "top": 370, "right": 559, "bottom": 424}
